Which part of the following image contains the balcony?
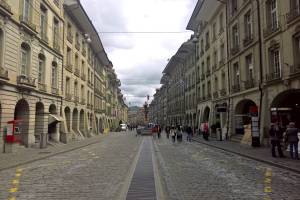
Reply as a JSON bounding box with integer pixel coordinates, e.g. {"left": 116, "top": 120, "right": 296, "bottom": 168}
{"left": 74, "top": 68, "right": 80, "bottom": 77}
{"left": 219, "top": 58, "right": 225, "bottom": 66}
{"left": 53, "top": 42, "right": 60, "bottom": 53}
{"left": 41, "top": 33, "right": 48, "bottom": 44}
{"left": 75, "top": 42, "right": 80, "bottom": 51}
{"left": 51, "top": 87, "right": 59, "bottom": 95}
{"left": 65, "top": 63, "right": 73, "bottom": 72}
{"left": 243, "top": 35, "right": 253, "bottom": 47}
{"left": 0, "top": 67, "right": 9, "bottom": 82}
{"left": 206, "top": 69, "right": 211, "bottom": 77}
{"left": 205, "top": 43, "right": 210, "bottom": 51}
{"left": 231, "top": 45, "right": 240, "bottom": 56}
{"left": 74, "top": 96, "right": 79, "bottom": 104}
{"left": 81, "top": 98, "right": 86, "bottom": 105}
{"left": 244, "top": 79, "right": 255, "bottom": 90}
{"left": 65, "top": 93, "right": 72, "bottom": 101}
{"left": 67, "top": 33, "right": 73, "bottom": 44}
{"left": 81, "top": 73, "right": 86, "bottom": 81}
{"left": 266, "top": 72, "right": 281, "bottom": 82}
{"left": 17, "top": 75, "right": 36, "bottom": 89}
{"left": 263, "top": 24, "right": 281, "bottom": 38}
{"left": 213, "top": 91, "right": 219, "bottom": 98}
{"left": 290, "top": 65, "right": 300, "bottom": 76}
{"left": 232, "top": 84, "right": 241, "bottom": 93}
{"left": 19, "top": 15, "right": 37, "bottom": 35}
{"left": 220, "top": 88, "right": 227, "bottom": 97}
{"left": 286, "top": 7, "right": 300, "bottom": 24}
{"left": 87, "top": 103, "right": 91, "bottom": 109}
{"left": 0, "top": 0, "right": 13, "bottom": 17}
{"left": 38, "top": 83, "right": 47, "bottom": 92}
{"left": 219, "top": 27, "right": 224, "bottom": 35}
{"left": 82, "top": 48, "right": 86, "bottom": 57}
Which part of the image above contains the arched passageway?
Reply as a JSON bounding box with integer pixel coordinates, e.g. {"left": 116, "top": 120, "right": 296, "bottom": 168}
{"left": 64, "top": 107, "right": 71, "bottom": 132}
{"left": 234, "top": 99, "right": 257, "bottom": 134}
{"left": 34, "top": 102, "right": 44, "bottom": 143}
{"left": 271, "top": 89, "right": 300, "bottom": 129}
{"left": 202, "top": 107, "right": 210, "bottom": 123}
{"left": 72, "top": 108, "right": 78, "bottom": 132}
{"left": 14, "top": 99, "right": 30, "bottom": 145}
{"left": 79, "top": 109, "right": 84, "bottom": 133}
{"left": 48, "top": 104, "right": 58, "bottom": 141}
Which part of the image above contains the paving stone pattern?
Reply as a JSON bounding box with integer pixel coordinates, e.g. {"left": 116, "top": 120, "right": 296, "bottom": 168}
{"left": 154, "top": 133, "right": 300, "bottom": 200}
{"left": 0, "top": 132, "right": 142, "bottom": 200}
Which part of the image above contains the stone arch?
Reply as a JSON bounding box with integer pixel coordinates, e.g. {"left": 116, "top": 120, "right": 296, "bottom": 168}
{"left": 270, "top": 89, "right": 300, "bottom": 129}
{"left": 72, "top": 108, "right": 78, "bottom": 132}
{"left": 202, "top": 106, "right": 210, "bottom": 123}
{"left": 34, "top": 102, "right": 45, "bottom": 144}
{"left": 64, "top": 107, "right": 71, "bottom": 132}
{"left": 234, "top": 99, "right": 257, "bottom": 134}
{"left": 14, "top": 99, "right": 30, "bottom": 146}
{"left": 79, "top": 109, "right": 85, "bottom": 133}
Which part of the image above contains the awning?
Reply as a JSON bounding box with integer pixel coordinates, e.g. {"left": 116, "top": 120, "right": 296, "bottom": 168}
{"left": 48, "top": 114, "right": 63, "bottom": 125}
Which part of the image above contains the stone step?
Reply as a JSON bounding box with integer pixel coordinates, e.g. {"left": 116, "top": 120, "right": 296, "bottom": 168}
{"left": 230, "top": 134, "right": 243, "bottom": 143}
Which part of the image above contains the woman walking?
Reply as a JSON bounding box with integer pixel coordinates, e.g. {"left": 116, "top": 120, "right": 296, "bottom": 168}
{"left": 286, "top": 122, "right": 299, "bottom": 159}
{"left": 170, "top": 126, "right": 176, "bottom": 143}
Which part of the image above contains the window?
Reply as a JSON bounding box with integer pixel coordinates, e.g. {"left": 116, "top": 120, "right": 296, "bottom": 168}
{"left": 20, "top": 43, "right": 30, "bottom": 76}
{"left": 67, "top": 47, "right": 71, "bottom": 66}
{"left": 23, "top": 0, "right": 31, "bottom": 21}
{"left": 81, "top": 85, "right": 84, "bottom": 98}
{"left": 212, "top": 23, "right": 216, "bottom": 40}
{"left": 207, "top": 81, "right": 211, "bottom": 96}
{"left": 230, "top": 0, "right": 238, "bottom": 16}
{"left": 293, "top": 36, "right": 300, "bottom": 66}
{"left": 270, "top": 0, "right": 278, "bottom": 30}
{"left": 221, "top": 73, "right": 226, "bottom": 89}
{"left": 40, "top": 5, "right": 47, "bottom": 40}
{"left": 232, "top": 24, "right": 239, "bottom": 47}
{"left": 219, "top": 13, "right": 224, "bottom": 33}
{"left": 233, "top": 62, "right": 240, "bottom": 85}
{"left": 244, "top": 11, "right": 252, "bottom": 39}
{"left": 75, "top": 54, "right": 78, "bottom": 68}
{"left": 51, "top": 62, "right": 58, "bottom": 88}
{"left": 206, "top": 56, "right": 210, "bottom": 72}
{"left": 220, "top": 44, "right": 225, "bottom": 61}
{"left": 66, "top": 77, "right": 70, "bottom": 95}
{"left": 213, "top": 50, "right": 217, "bottom": 69}
{"left": 53, "top": 18, "right": 59, "bottom": 48}
{"left": 205, "top": 32, "right": 210, "bottom": 48}
{"left": 245, "top": 54, "right": 253, "bottom": 80}
{"left": 215, "top": 77, "right": 219, "bottom": 91}
{"left": 38, "top": 54, "right": 45, "bottom": 83}
{"left": 81, "top": 60, "right": 85, "bottom": 75}
{"left": 270, "top": 48, "right": 281, "bottom": 76}
{"left": 74, "top": 82, "right": 78, "bottom": 97}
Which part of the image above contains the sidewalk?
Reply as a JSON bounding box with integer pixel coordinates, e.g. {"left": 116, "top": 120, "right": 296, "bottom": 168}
{"left": 0, "top": 133, "right": 109, "bottom": 172}
{"left": 191, "top": 135, "right": 300, "bottom": 174}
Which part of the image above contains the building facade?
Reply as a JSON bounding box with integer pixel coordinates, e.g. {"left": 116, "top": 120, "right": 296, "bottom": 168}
{"left": 0, "top": 0, "right": 127, "bottom": 150}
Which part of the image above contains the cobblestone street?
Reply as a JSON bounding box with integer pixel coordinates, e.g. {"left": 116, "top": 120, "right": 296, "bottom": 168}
{"left": 0, "top": 132, "right": 300, "bottom": 200}
{"left": 0, "top": 132, "right": 142, "bottom": 200}
{"left": 154, "top": 134, "right": 300, "bottom": 200}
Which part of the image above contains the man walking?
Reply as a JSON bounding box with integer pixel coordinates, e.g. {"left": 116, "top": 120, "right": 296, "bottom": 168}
{"left": 186, "top": 126, "right": 192, "bottom": 142}
{"left": 286, "top": 122, "right": 299, "bottom": 159}
{"left": 269, "top": 123, "right": 284, "bottom": 158}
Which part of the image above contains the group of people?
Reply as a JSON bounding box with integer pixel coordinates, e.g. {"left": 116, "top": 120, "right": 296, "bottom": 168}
{"left": 269, "top": 122, "right": 299, "bottom": 159}
{"left": 164, "top": 125, "right": 194, "bottom": 143}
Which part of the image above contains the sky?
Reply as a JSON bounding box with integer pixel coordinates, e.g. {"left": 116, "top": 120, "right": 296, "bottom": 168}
{"left": 81, "top": 0, "right": 197, "bottom": 106}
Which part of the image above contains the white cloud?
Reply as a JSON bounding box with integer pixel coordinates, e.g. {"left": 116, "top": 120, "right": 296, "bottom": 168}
{"left": 82, "top": 0, "right": 197, "bottom": 106}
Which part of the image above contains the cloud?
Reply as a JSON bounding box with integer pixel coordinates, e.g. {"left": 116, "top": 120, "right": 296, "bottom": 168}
{"left": 82, "top": 0, "right": 198, "bottom": 106}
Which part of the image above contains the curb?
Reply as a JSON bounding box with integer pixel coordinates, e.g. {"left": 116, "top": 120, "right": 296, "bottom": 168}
{"left": 191, "top": 137, "right": 300, "bottom": 175}
{"left": 0, "top": 139, "right": 102, "bottom": 172}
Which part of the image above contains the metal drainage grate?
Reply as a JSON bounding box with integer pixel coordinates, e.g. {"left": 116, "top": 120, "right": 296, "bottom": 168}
{"left": 126, "top": 138, "right": 156, "bottom": 200}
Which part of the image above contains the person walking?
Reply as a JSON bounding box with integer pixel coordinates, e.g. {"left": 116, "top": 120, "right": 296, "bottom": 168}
{"left": 177, "top": 126, "right": 183, "bottom": 142}
{"left": 285, "top": 122, "right": 299, "bottom": 159}
{"left": 269, "top": 123, "right": 284, "bottom": 158}
{"left": 170, "top": 126, "right": 176, "bottom": 143}
{"left": 187, "top": 126, "right": 192, "bottom": 142}
{"left": 157, "top": 125, "right": 161, "bottom": 139}
{"left": 203, "top": 122, "right": 209, "bottom": 141}
{"left": 166, "top": 126, "right": 170, "bottom": 139}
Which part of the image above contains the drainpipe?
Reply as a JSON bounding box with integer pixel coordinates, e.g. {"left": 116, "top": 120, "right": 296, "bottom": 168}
{"left": 225, "top": 1, "right": 231, "bottom": 141}
{"left": 256, "top": 0, "right": 263, "bottom": 147}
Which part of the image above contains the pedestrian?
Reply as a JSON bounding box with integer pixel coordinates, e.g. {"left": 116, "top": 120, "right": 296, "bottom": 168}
{"left": 187, "top": 126, "right": 192, "bottom": 142}
{"left": 166, "top": 126, "right": 170, "bottom": 139}
{"left": 285, "top": 122, "right": 299, "bottom": 159}
{"left": 203, "top": 122, "right": 209, "bottom": 141}
{"left": 158, "top": 125, "right": 161, "bottom": 139}
{"left": 177, "top": 126, "right": 183, "bottom": 142}
{"left": 170, "top": 126, "right": 176, "bottom": 143}
{"left": 269, "top": 123, "right": 284, "bottom": 158}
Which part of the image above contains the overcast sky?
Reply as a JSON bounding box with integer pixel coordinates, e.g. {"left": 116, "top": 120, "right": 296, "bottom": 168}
{"left": 82, "top": 0, "right": 197, "bottom": 107}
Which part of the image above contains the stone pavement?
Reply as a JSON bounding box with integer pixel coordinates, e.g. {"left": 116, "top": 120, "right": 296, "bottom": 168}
{"left": 154, "top": 132, "right": 300, "bottom": 200}
{"left": 0, "top": 131, "right": 143, "bottom": 200}
{"left": 0, "top": 133, "right": 114, "bottom": 171}
{"left": 191, "top": 134, "right": 300, "bottom": 174}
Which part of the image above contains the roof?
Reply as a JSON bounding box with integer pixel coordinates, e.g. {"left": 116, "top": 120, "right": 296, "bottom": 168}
{"left": 64, "top": 0, "right": 110, "bottom": 65}
{"left": 162, "top": 40, "right": 195, "bottom": 74}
